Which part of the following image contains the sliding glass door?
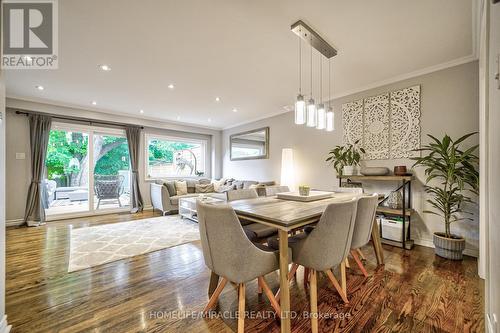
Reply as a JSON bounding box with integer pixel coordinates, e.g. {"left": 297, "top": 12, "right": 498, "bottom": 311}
{"left": 43, "top": 123, "right": 130, "bottom": 219}
{"left": 93, "top": 133, "right": 130, "bottom": 211}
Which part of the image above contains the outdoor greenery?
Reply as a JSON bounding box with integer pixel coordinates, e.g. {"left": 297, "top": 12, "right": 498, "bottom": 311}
{"left": 412, "top": 133, "right": 479, "bottom": 238}
{"left": 325, "top": 140, "right": 365, "bottom": 176}
{"left": 45, "top": 131, "right": 129, "bottom": 186}
{"left": 148, "top": 139, "right": 195, "bottom": 164}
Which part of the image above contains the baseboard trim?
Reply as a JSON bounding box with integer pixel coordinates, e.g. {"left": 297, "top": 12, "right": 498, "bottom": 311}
{"left": 0, "top": 315, "right": 12, "bottom": 333}
{"left": 413, "top": 237, "right": 479, "bottom": 257}
{"left": 6, "top": 219, "right": 23, "bottom": 227}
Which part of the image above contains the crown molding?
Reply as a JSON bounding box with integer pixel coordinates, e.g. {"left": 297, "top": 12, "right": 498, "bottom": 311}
{"left": 223, "top": 55, "right": 478, "bottom": 130}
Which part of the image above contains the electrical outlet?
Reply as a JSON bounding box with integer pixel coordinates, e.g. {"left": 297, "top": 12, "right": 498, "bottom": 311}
{"left": 15, "top": 152, "right": 25, "bottom": 160}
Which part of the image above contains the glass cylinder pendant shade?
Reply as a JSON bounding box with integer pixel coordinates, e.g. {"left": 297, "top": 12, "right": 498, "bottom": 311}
{"left": 326, "top": 107, "right": 334, "bottom": 132}
{"left": 316, "top": 103, "right": 326, "bottom": 129}
{"left": 294, "top": 94, "right": 306, "bottom": 125}
{"left": 306, "top": 98, "right": 317, "bottom": 127}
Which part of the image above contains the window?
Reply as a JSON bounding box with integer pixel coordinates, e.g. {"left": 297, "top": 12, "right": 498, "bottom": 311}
{"left": 146, "top": 135, "right": 207, "bottom": 178}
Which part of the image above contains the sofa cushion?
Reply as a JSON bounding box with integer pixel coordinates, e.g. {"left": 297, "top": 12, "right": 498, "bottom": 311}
{"left": 233, "top": 181, "right": 244, "bottom": 189}
{"left": 169, "top": 193, "right": 199, "bottom": 205}
{"left": 186, "top": 179, "right": 199, "bottom": 193}
{"left": 243, "top": 181, "right": 259, "bottom": 189}
{"left": 199, "top": 178, "right": 211, "bottom": 185}
{"left": 163, "top": 181, "right": 176, "bottom": 196}
{"left": 217, "top": 184, "right": 235, "bottom": 193}
{"left": 195, "top": 183, "right": 214, "bottom": 193}
{"left": 243, "top": 223, "right": 278, "bottom": 238}
{"left": 174, "top": 180, "right": 188, "bottom": 195}
{"left": 211, "top": 179, "right": 225, "bottom": 192}
{"left": 258, "top": 181, "right": 276, "bottom": 186}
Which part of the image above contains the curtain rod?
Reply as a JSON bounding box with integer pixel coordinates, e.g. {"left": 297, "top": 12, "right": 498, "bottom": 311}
{"left": 13, "top": 109, "right": 144, "bottom": 130}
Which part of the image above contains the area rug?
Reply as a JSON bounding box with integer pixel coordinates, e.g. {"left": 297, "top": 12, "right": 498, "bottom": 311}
{"left": 68, "top": 216, "right": 199, "bottom": 272}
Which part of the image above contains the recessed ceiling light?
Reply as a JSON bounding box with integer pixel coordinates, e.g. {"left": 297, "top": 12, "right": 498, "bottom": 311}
{"left": 207, "top": 118, "right": 212, "bottom": 123}
{"left": 168, "top": 84, "right": 175, "bottom": 89}
{"left": 232, "top": 108, "right": 238, "bottom": 113}
{"left": 215, "top": 97, "right": 221, "bottom": 102}
{"left": 35, "top": 85, "right": 44, "bottom": 91}
{"left": 139, "top": 109, "right": 144, "bottom": 114}
{"left": 98, "top": 64, "right": 111, "bottom": 71}
{"left": 91, "top": 101, "right": 97, "bottom": 105}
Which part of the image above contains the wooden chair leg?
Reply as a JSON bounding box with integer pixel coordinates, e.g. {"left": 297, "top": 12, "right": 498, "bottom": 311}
{"left": 310, "top": 270, "right": 318, "bottom": 333}
{"left": 275, "top": 263, "right": 300, "bottom": 302}
{"left": 340, "top": 262, "right": 347, "bottom": 295}
{"left": 258, "top": 277, "right": 281, "bottom": 316}
{"left": 257, "top": 278, "right": 263, "bottom": 295}
{"left": 204, "top": 277, "right": 228, "bottom": 313}
{"left": 325, "top": 269, "right": 349, "bottom": 304}
{"left": 351, "top": 250, "right": 369, "bottom": 277}
{"left": 238, "top": 283, "right": 246, "bottom": 333}
{"left": 356, "top": 248, "right": 366, "bottom": 261}
{"left": 345, "top": 257, "right": 350, "bottom": 269}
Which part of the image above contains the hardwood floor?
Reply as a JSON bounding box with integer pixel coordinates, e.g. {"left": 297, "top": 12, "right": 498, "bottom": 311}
{"left": 6, "top": 212, "right": 484, "bottom": 332}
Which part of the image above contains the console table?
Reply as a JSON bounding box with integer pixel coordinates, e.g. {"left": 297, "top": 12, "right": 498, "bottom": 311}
{"left": 338, "top": 175, "right": 414, "bottom": 249}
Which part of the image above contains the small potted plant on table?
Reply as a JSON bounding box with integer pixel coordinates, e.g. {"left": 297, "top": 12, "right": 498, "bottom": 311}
{"left": 412, "top": 133, "right": 479, "bottom": 260}
{"left": 326, "top": 140, "right": 365, "bottom": 176}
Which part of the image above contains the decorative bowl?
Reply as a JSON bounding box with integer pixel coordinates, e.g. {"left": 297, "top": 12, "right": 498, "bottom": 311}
{"left": 360, "top": 167, "right": 390, "bottom": 176}
{"left": 394, "top": 166, "right": 408, "bottom": 175}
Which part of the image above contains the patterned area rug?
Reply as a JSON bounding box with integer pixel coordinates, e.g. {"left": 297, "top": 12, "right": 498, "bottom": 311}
{"left": 68, "top": 216, "right": 199, "bottom": 272}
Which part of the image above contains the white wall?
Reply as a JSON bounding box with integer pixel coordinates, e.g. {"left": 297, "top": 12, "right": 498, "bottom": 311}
{"left": 4, "top": 98, "right": 223, "bottom": 222}
{"left": 486, "top": 1, "right": 500, "bottom": 331}
{"left": 223, "top": 61, "right": 479, "bottom": 256}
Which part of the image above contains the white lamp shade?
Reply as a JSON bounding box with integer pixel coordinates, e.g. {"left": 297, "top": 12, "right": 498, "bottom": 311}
{"left": 316, "top": 104, "right": 326, "bottom": 129}
{"left": 294, "top": 95, "right": 306, "bottom": 125}
{"left": 280, "top": 148, "right": 295, "bottom": 191}
{"left": 306, "top": 99, "right": 317, "bottom": 127}
{"left": 326, "top": 109, "right": 334, "bottom": 132}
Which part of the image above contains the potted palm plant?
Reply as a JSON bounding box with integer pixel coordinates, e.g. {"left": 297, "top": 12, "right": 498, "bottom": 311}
{"left": 412, "top": 133, "right": 479, "bottom": 260}
{"left": 326, "top": 140, "right": 365, "bottom": 176}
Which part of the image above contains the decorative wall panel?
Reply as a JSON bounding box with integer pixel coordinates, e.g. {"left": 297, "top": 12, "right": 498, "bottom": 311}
{"left": 363, "top": 93, "right": 390, "bottom": 159}
{"left": 342, "top": 100, "right": 363, "bottom": 146}
{"left": 390, "top": 85, "right": 421, "bottom": 158}
{"left": 341, "top": 85, "right": 421, "bottom": 160}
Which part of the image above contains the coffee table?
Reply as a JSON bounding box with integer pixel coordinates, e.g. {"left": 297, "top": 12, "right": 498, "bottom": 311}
{"left": 179, "top": 196, "right": 225, "bottom": 222}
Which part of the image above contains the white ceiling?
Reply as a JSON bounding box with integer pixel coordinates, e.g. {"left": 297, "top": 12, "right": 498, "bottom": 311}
{"left": 5, "top": 0, "right": 474, "bottom": 130}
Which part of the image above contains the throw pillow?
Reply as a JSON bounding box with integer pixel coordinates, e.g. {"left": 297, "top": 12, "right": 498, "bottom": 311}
{"left": 217, "top": 184, "right": 235, "bottom": 193}
{"left": 212, "top": 179, "right": 225, "bottom": 192}
{"left": 164, "top": 181, "right": 176, "bottom": 196}
{"left": 174, "top": 180, "right": 188, "bottom": 195}
{"left": 233, "top": 180, "right": 244, "bottom": 189}
{"left": 195, "top": 184, "right": 214, "bottom": 193}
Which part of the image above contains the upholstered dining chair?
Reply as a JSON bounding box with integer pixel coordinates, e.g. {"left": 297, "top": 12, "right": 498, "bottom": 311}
{"left": 265, "top": 185, "right": 290, "bottom": 196}
{"left": 227, "top": 188, "right": 277, "bottom": 242}
{"left": 347, "top": 194, "right": 379, "bottom": 278}
{"left": 226, "top": 188, "right": 258, "bottom": 201}
{"left": 268, "top": 199, "right": 358, "bottom": 333}
{"left": 197, "top": 202, "right": 288, "bottom": 333}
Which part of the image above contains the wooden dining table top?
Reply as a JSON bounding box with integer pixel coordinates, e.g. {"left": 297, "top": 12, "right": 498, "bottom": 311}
{"left": 225, "top": 192, "right": 360, "bottom": 230}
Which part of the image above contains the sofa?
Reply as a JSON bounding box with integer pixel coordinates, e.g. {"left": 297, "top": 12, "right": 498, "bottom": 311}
{"left": 150, "top": 178, "right": 275, "bottom": 215}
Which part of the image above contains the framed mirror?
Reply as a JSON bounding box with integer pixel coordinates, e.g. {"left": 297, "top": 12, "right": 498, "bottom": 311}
{"left": 230, "top": 127, "right": 269, "bottom": 161}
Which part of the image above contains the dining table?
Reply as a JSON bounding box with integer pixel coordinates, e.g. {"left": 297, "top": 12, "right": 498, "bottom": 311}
{"left": 207, "top": 192, "right": 384, "bottom": 333}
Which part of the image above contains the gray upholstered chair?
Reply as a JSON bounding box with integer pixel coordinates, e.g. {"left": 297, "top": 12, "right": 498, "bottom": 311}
{"left": 94, "top": 175, "right": 124, "bottom": 209}
{"left": 197, "top": 202, "right": 287, "bottom": 332}
{"left": 265, "top": 185, "right": 290, "bottom": 196}
{"left": 226, "top": 188, "right": 278, "bottom": 242}
{"left": 226, "top": 188, "right": 258, "bottom": 201}
{"left": 348, "top": 194, "right": 379, "bottom": 278}
{"left": 269, "top": 199, "right": 358, "bottom": 332}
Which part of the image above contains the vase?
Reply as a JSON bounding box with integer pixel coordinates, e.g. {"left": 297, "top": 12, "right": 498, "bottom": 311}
{"left": 343, "top": 165, "right": 355, "bottom": 176}
{"left": 433, "top": 232, "right": 465, "bottom": 260}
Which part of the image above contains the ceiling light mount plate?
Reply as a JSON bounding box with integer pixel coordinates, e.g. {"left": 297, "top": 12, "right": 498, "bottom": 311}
{"left": 291, "top": 20, "right": 337, "bottom": 59}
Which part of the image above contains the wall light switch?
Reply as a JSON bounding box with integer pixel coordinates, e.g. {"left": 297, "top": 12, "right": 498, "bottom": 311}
{"left": 15, "top": 152, "right": 26, "bottom": 160}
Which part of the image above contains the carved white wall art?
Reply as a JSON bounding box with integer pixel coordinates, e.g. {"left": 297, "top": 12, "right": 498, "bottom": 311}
{"left": 342, "top": 85, "right": 421, "bottom": 160}
{"left": 363, "top": 93, "right": 390, "bottom": 159}
{"left": 342, "top": 99, "right": 363, "bottom": 146}
{"left": 390, "top": 85, "right": 421, "bottom": 158}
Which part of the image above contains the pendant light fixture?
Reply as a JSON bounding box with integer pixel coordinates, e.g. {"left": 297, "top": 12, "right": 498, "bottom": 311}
{"left": 306, "top": 39, "right": 317, "bottom": 127}
{"left": 326, "top": 59, "right": 335, "bottom": 132}
{"left": 294, "top": 34, "right": 306, "bottom": 125}
{"left": 316, "top": 56, "right": 326, "bottom": 130}
{"left": 290, "top": 20, "right": 337, "bottom": 131}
